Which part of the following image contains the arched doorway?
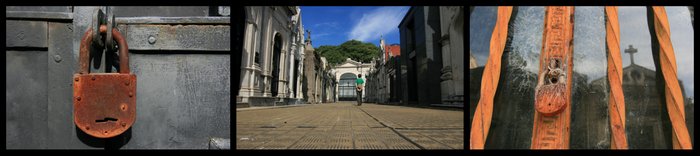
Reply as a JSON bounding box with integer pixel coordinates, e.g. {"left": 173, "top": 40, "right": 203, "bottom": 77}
{"left": 271, "top": 33, "right": 282, "bottom": 97}
{"left": 338, "top": 73, "right": 357, "bottom": 101}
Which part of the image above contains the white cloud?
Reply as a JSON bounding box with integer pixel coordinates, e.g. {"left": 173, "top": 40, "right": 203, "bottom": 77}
{"left": 313, "top": 22, "right": 339, "bottom": 28}
{"left": 348, "top": 7, "right": 409, "bottom": 42}
{"left": 313, "top": 32, "right": 331, "bottom": 41}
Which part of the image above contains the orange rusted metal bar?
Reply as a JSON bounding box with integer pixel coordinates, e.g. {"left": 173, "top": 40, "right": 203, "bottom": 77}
{"left": 470, "top": 6, "right": 513, "bottom": 150}
{"left": 649, "top": 6, "right": 692, "bottom": 150}
{"left": 604, "top": 6, "right": 629, "bottom": 149}
{"left": 531, "top": 6, "right": 574, "bottom": 149}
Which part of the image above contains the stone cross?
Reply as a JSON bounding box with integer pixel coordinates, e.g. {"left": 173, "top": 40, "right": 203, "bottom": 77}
{"left": 624, "top": 44, "right": 638, "bottom": 65}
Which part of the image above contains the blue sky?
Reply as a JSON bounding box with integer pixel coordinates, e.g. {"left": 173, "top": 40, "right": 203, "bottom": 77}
{"left": 300, "top": 6, "right": 410, "bottom": 48}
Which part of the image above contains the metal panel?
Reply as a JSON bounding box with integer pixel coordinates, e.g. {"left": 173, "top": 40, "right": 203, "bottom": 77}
{"left": 123, "top": 54, "right": 230, "bottom": 149}
{"left": 6, "top": 20, "right": 48, "bottom": 48}
{"left": 6, "top": 50, "right": 49, "bottom": 149}
{"left": 209, "top": 138, "right": 231, "bottom": 149}
{"left": 6, "top": 6, "right": 72, "bottom": 12}
{"left": 116, "top": 17, "right": 230, "bottom": 24}
{"left": 112, "top": 6, "right": 209, "bottom": 17}
{"left": 46, "top": 22, "right": 94, "bottom": 149}
{"left": 124, "top": 25, "right": 230, "bottom": 51}
{"left": 6, "top": 11, "right": 73, "bottom": 20}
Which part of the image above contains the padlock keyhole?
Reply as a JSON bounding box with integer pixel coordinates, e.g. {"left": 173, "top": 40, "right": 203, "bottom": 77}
{"left": 95, "top": 117, "right": 118, "bottom": 123}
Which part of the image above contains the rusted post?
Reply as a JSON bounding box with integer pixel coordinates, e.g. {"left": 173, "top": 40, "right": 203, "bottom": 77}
{"left": 647, "top": 6, "right": 693, "bottom": 150}
{"left": 531, "top": 6, "right": 574, "bottom": 149}
{"left": 605, "top": 6, "right": 629, "bottom": 149}
{"left": 469, "top": 6, "right": 513, "bottom": 149}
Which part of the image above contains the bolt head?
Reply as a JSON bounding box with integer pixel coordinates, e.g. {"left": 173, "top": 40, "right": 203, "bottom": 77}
{"left": 148, "top": 35, "right": 157, "bottom": 44}
{"left": 53, "top": 55, "right": 62, "bottom": 63}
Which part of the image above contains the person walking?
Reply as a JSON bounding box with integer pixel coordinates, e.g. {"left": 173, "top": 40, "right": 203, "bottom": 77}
{"left": 356, "top": 74, "right": 364, "bottom": 106}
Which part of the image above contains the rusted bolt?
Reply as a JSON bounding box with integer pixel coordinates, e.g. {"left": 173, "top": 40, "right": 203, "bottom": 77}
{"left": 76, "top": 96, "right": 81, "bottom": 101}
{"left": 75, "top": 77, "right": 79, "bottom": 82}
{"left": 86, "top": 127, "right": 90, "bottom": 130}
{"left": 148, "top": 35, "right": 157, "bottom": 44}
{"left": 125, "top": 81, "right": 130, "bottom": 86}
{"left": 53, "top": 54, "right": 62, "bottom": 63}
{"left": 104, "top": 130, "right": 108, "bottom": 134}
{"left": 128, "top": 92, "right": 133, "bottom": 97}
{"left": 91, "top": 76, "right": 96, "bottom": 80}
{"left": 121, "top": 103, "right": 127, "bottom": 111}
{"left": 121, "top": 122, "right": 127, "bottom": 127}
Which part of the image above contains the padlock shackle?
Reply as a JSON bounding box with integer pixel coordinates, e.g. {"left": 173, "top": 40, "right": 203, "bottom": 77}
{"left": 79, "top": 25, "right": 130, "bottom": 74}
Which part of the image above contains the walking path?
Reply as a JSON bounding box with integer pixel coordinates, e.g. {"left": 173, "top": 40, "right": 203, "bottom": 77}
{"left": 236, "top": 102, "right": 464, "bottom": 149}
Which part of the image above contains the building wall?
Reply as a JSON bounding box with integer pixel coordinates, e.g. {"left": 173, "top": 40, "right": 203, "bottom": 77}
{"left": 240, "top": 6, "right": 304, "bottom": 106}
{"left": 302, "top": 42, "right": 319, "bottom": 103}
{"left": 289, "top": 10, "right": 305, "bottom": 100}
{"left": 365, "top": 37, "right": 401, "bottom": 104}
{"left": 301, "top": 44, "right": 336, "bottom": 104}
{"left": 332, "top": 58, "right": 373, "bottom": 101}
{"left": 438, "top": 6, "right": 465, "bottom": 106}
{"left": 366, "top": 56, "right": 399, "bottom": 104}
{"left": 399, "top": 6, "right": 463, "bottom": 106}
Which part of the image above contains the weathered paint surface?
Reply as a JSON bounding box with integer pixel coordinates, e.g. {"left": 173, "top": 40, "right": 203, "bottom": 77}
{"left": 125, "top": 53, "right": 230, "bottom": 149}
{"left": 6, "top": 51, "right": 49, "bottom": 149}
{"left": 125, "top": 25, "right": 230, "bottom": 51}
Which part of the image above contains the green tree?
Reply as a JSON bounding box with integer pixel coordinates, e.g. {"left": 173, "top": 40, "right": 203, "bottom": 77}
{"left": 317, "top": 40, "right": 380, "bottom": 66}
{"left": 316, "top": 46, "right": 345, "bottom": 65}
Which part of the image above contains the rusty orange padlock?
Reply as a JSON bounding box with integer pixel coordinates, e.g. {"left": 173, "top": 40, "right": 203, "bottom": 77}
{"left": 534, "top": 58, "right": 568, "bottom": 117}
{"left": 74, "top": 25, "right": 136, "bottom": 138}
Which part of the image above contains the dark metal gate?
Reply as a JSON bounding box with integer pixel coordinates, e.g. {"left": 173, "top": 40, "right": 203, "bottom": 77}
{"left": 338, "top": 73, "right": 357, "bottom": 101}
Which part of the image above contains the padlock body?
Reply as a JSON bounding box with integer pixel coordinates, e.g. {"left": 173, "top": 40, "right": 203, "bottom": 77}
{"left": 535, "top": 83, "right": 567, "bottom": 117}
{"left": 74, "top": 73, "right": 136, "bottom": 138}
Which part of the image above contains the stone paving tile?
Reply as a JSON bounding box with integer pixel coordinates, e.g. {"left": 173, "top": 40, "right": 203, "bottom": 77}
{"left": 236, "top": 102, "right": 463, "bottom": 149}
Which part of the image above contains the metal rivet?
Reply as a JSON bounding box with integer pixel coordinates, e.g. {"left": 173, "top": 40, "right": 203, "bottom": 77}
{"left": 53, "top": 54, "right": 62, "bottom": 63}
{"left": 75, "top": 77, "right": 79, "bottom": 82}
{"left": 121, "top": 103, "right": 127, "bottom": 111}
{"left": 121, "top": 122, "right": 127, "bottom": 127}
{"left": 86, "top": 127, "right": 90, "bottom": 130}
{"left": 92, "top": 76, "right": 96, "bottom": 80}
{"left": 129, "top": 92, "right": 133, "bottom": 97}
{"left": 104, "top": 130, "right": 108, "bottom": 134}
{"left": 125, "top": 81, "right": 130, "bottom": 86}
{"left": 76, "top": 96, "right": 81, "bottom": 101}
{"left": 148, "top": 35, "right": 157, "bottom": 44}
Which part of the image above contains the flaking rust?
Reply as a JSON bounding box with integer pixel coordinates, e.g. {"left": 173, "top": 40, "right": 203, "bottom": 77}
{"left": 74, "top": 22, "right": 136, "bottom": 139}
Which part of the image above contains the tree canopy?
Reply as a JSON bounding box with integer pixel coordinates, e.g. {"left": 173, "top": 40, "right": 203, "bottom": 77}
{"left": 316, "top": 40, "right": 379, "bottom": 66}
